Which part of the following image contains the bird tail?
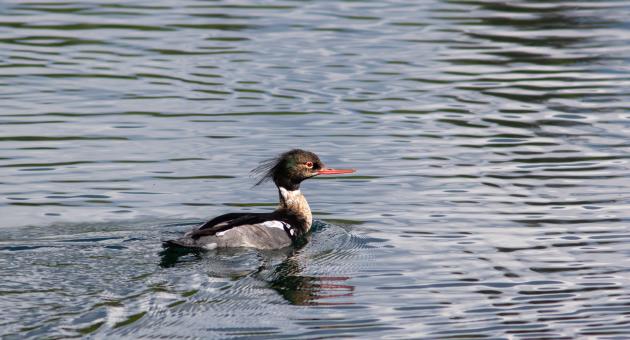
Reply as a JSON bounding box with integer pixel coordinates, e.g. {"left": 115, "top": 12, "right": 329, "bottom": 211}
{"left": 162, "top": 237, "right": 200, "bottom": 249}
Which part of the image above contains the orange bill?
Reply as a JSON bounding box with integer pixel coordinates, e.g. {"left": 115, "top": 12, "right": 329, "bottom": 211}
{"left": 317, "top": 168, "right": 356, "bottom": 175}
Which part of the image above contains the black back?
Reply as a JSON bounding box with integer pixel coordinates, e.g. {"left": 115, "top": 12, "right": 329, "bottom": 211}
{"left": 189, "top": 211, "right": 308, "bottom": 241}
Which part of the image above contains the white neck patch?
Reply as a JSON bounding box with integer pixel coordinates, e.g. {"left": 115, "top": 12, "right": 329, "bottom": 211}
{"left": 279, "top": 187, "right": 301, "bottom": 205}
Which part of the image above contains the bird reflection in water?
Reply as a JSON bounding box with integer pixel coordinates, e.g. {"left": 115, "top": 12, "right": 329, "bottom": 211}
{"left": 159, "top": 247, "right": 203, "bottom": 268}
{"left": 159, "top": 240, "right": 354, "bottom": 306}
{"left": 267, "top": 255, "right": 354, "bottom": 306}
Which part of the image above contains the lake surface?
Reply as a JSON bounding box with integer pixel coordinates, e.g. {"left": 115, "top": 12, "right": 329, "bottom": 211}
{"left": 1, "top": 0, "right": 630, "bottom": 338}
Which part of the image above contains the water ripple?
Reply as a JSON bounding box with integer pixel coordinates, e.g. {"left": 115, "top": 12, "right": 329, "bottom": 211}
{"left": 1, "top": 0, "right": 630, "bottom": 338}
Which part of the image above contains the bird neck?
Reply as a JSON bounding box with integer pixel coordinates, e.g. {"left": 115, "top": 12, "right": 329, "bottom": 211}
{"left": 277, "top": 186, "right": 312, "bottom": 232}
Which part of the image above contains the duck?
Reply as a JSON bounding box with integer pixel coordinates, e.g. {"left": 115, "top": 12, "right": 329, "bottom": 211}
{"left": 163, "top": 149, "right": 355, "bottom": 250}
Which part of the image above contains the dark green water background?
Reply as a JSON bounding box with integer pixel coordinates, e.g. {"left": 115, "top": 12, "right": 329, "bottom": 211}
{"left": 1, "top": 0, "right": 629, "bottom": 338}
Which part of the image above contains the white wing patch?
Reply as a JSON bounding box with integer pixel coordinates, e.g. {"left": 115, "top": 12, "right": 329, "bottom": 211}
{"left": 213, "top": 221, "right": 294, "bottom": 239}
{"left": 261, "top": 220, "right": 288, "bottom": 229}
{"left": 261, "top": 220, "right": 294, "bottom": 236}
{"left": 203, "top": 243, "right": 217, "bottom": 250}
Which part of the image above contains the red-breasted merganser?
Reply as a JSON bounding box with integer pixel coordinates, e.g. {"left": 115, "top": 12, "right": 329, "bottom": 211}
{"left": 163, "top": 149, "right": 355, "bottom": 250}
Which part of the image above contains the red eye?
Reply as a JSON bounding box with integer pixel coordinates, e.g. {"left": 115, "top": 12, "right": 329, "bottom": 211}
{"left": 305, "top": 161, "right": 313, "bottom": 168}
